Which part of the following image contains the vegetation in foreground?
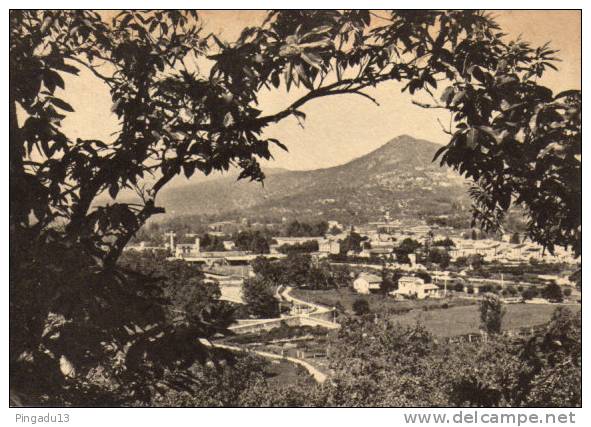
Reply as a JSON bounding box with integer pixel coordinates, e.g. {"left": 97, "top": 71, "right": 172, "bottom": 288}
{"left": 10, "top": 10, "right": 580, "bottom": 407}
{"left": 153, "top": 306, "right": 581, "bottom": 407}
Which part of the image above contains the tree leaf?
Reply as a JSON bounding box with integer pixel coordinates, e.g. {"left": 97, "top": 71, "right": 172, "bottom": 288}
{"left": 50, "top": 97, "right": 74, "bottom": 112}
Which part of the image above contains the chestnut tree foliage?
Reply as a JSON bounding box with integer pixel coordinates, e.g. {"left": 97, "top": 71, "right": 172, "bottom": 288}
{"left": 10, "top": 10, "right": 580, "bottom": 405}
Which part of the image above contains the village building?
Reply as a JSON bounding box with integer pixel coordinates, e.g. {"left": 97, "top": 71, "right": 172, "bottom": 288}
{"left": 391, "top": 276, "right": 440, "bottom": 299}
{"left": 353, "top": 273, "right": 382, "bottom": 294}
{"left": 327, "top": 220, "right": 343, "bottom": 230}
{"left": 175, "top": 238, "right": 200, "bottom": 258}
{"left": 273, "top": 236, "right": 327, "bottom": 246}
{"left": 359, "top": 247, "right": 392, "bottom": 258}
{"left": 318, "top": 239, "right": 341, "bottom": 254}
{"left": 124, "top": 241, "right": 166, "bottom": 253}
{"left": 222, "top": 240, "right": 236, "bottom": 251}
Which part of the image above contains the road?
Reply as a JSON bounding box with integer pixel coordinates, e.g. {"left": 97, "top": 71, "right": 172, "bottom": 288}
{"left": 201, "top": 340, "right": 328, "bottom": 383}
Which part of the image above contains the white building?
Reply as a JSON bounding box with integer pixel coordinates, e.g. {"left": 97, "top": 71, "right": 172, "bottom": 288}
{"left": 175, "top": 238, "right": 200, "bottom": 258}
{"left": 222, "top": 240, "right": 236, "bottom": 251}
{"left": 353, "top": 273, "right": 382, "bottom": 294}
{"left": 125, "top": 241, "right": 166, "bottom": 253}
{"left": 327, "top": 220, "right": 342, "bottom": 230}
{"left": 391, "top": 276, "right": 440, "bottom": 299}
{"left": 273, "top": 236, "right": 326, "bottom": 246}
{"left": 319, "top": 239, "right": 341, "bottom": 254}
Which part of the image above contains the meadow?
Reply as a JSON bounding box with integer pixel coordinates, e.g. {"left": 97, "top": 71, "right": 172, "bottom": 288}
{"left": 292, "top": 288, "right": 580, "bottom": 337}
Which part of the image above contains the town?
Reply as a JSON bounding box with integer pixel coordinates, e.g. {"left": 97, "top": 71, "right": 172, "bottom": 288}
{"left": 9, "top": 9, "right": 581, "bottom": 410}
{"left": 128, "top": 212, "right": 579, "bottom": 299}
{"left": 124, "top": 211, "right": 580, "bottom": 383}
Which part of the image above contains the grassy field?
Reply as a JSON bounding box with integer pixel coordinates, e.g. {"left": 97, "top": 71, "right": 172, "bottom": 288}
{"left": 292, "top": 288, "right": 580, "bottom": 338}
{"left": 389, "top": 303, "right": 580, "bottom": 337}
{"left": 291, "top": 288, "right": 476, "bottom": 315}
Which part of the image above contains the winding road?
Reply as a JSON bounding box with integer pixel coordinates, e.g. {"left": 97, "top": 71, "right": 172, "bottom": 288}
{"left": 206, "top": 341, "right": 328, "bottom": 383}
{"left": 204, "top": 286, "right": 339, "bottom": 384}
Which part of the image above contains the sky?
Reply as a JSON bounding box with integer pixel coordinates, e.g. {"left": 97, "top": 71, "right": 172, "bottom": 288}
{"left": 59, "top": 10, "right": 581, "bottom": 180}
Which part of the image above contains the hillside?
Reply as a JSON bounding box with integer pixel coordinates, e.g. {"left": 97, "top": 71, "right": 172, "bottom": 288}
{"left": 154, "top": 135, "right": 471, "bottom": 224}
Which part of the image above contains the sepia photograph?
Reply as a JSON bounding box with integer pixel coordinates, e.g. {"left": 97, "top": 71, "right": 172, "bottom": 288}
{"left": 8, "top": 7, "right": 582, "bottom": 411}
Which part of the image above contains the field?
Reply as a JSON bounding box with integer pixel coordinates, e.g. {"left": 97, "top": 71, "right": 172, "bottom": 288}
{"left": 291, "top": 288, "right": 476, "bottom": 315}
{"left": 292, "top": 288, "right": 580, "bottom": 338}
{"left": 390, "top": 303, "right": 580, "bottom": 337}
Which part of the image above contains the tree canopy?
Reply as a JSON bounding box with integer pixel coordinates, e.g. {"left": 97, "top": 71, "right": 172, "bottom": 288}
{"left": 10, "top": 9, "right": 580, "bottom": 405}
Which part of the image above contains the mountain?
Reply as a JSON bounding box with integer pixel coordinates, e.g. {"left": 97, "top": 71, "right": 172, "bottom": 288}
{"left": 154, "top": 135, "right": 471, "bottom": 224}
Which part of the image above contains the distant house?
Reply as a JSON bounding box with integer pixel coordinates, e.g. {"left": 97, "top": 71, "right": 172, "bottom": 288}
{"left": 222, "top": 240, "right": 236, "bottom": 251}
{"left": 327, "top": 220, "right": 342, "bottom": 230}
{"left": 369, "top": 239, "right": 395, "bottom": 249}
{"left": 358, "top": 247, "right": 392, "bottom": 258}
{"left": 318, "top": 239, "right": 340, "bottom": 254}
{"left": 175, "top": 238, "right": 200, "bottom": 258}
{"left": 358, "top": 249, "right": 371, "bottom": 258}
{"left": 353, "top": 273, "right": 382, "bottom": 294}
{"left": 367, "top": 247, "right": 393, "bottom": 256}
{"left": 273, "top": 236, "right": 326, "bottom": 246}
{"left": 391, "top": 276, "right": 440, "bottom": 299}
{"left": 125, "top": 241, "right": 166, "bottom": 253}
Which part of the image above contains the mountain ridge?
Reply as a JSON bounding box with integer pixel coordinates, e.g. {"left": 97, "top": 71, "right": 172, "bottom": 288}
{"left": 154, "top": 135, "right": 470, "bottom": 223}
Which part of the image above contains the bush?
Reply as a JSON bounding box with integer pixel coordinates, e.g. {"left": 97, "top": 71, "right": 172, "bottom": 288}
{"left": 480, "top": 284, "right": 495, "bottom": 294}
{"left": 455, "top": 256, "right": 468, "bottom": 267}
{"left": 467, "top": 285, "right": 475, "bottom": 294}
{"left": 563, "top": 287, "right": 573, "bottom": 297}
{"left": 415, "top": 271, "right": 432, "bottom": 284}
{"left": 522, "top": 286, "right": 538, "bottom": 300}
{"left": 352, "top": 298, "right": 370, "bottom": 316}
{"left": 453, "top": 282, "right": 464, "bottom": 292}
{"left": 541, "top": 283, "right": 564, "bottom": 303}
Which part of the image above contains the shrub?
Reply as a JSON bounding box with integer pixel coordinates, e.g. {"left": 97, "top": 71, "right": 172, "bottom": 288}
{"left": 522, "top": 287, "right": 538, "bottom": 300}
{"left": 541, "top": 283, "right": 564, "bottom": 303}
{"left": 455, "top": 256, "right": 468, "bottom": 267}
{"left": 467, "top": 285, "right": 475, "bottom": 294}
{"left": 480, "top": 284, "right": 494, "bottom": 293}
{"left": 563, "top": 287, "right": 573, "bottom": 297}
{"left": 352, "top": 298, "right": 370, "bottom": 316}
{"left": 416, "top": 271, "right": 432, "bottom": 284}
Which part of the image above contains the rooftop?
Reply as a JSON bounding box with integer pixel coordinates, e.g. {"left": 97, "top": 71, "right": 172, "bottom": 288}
{"left": 357, "top": 273, "right": 382, "bottom": 283}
